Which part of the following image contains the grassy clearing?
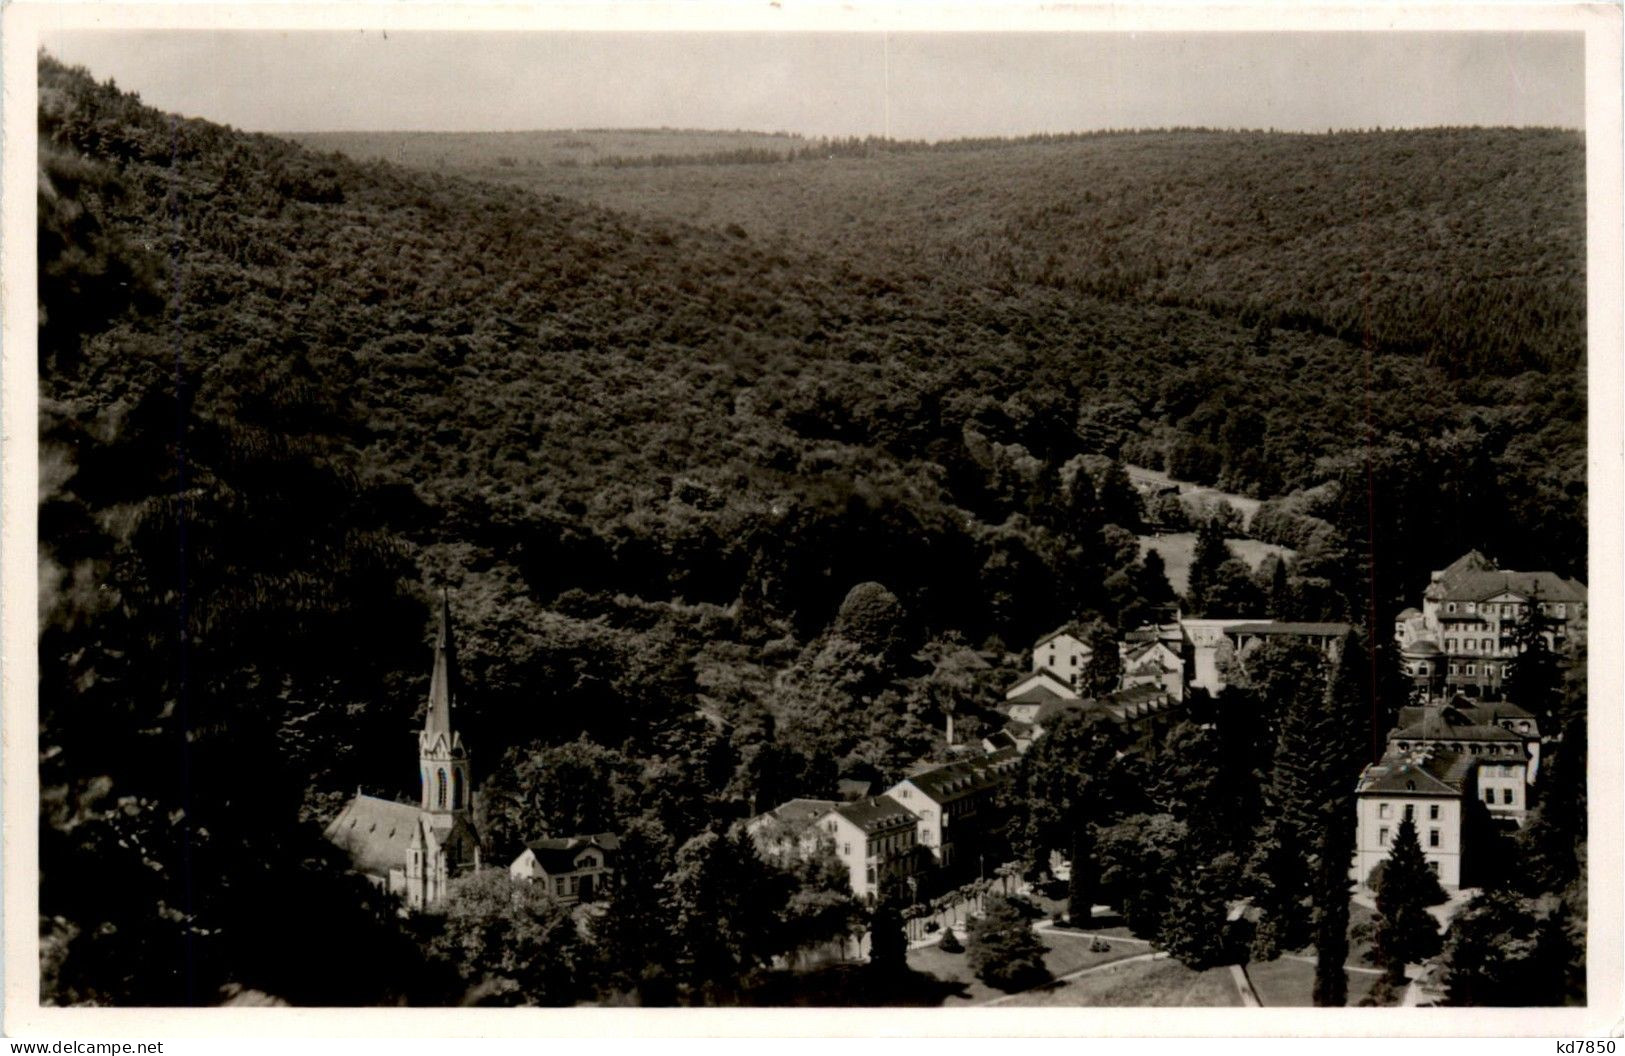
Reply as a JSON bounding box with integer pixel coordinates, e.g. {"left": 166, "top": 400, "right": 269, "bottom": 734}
{"left": 998, "top": 956, "right": 1242, "bottom": 1008}
{"left": 1244, "top": 956, "right": 1383, "bottom": 1008}
{"left": 1137, "top": 534, "right": 1296, "bottom": 596}
{"left": 905, "top": 927, "right": 1148, "bottom": 1006}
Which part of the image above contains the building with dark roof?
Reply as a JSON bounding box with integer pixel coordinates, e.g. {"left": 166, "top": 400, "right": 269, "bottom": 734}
{"left": 887, "top": 748, "right": 1021, "bottom": 876}
{"left": 1395, "top": 550, "right": 1587, "bottom": 700}
{"left": 1004, "top": 667, "right": 1079, "bottom": 707}
{"left": 813, "top": 795, "right": 921, "bottom": 902}
{"left": 1029, "top": 625, "right": 1093, "bottom": 691}
{"left": 1351, "top": 747, "right": 1478, "bottom": 889}
{"left": 509, "top": 833, "right": 619, "bottom": 904}
{"left": 324, "top": 593, "right": 481, "bottom": 911}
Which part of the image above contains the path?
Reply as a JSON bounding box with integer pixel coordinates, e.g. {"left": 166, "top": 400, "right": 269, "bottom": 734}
{"left": 1230, "top": 965, "right": 1262, "bottom": 1007}
{"left": 979, "top": 951, "right": 1169, "bottom": 1007}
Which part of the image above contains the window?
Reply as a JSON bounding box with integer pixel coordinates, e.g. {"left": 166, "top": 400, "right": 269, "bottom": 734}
{"left": 1464, "top": 640, "right": 1475, "bottom": 652}
{"left": 437, "top": 768, "right": 448, "bottom": 809}
{"left": 1378, "top": 827, "right": 1389, "bottom": 846}
{"left": 1449, "top": 663, "right": 1459, "bottom": 676}
{"left": 1465, "top": 602, "right": 1475, "bottom": 613}
{"left": 1447, "top": 603, "right": 1457, "bottom": 614}
{"left": 1484, "top": 789, "right": 1495, "bottom": 804}
{"left": 1429, "top": 804, "right": 1440, "bottom": 820}
{"left": 1482, "top": 639, "right": 1492, "bottom": 652}
{"left": 555, "top": 878, "right": 566, "bottom": 895}
{"left": 1378, "top": 802, "right": 1392, "bottom": 819}
{"left": 1428, "top": 862, "right": 1440, "bottom": 875}
{"left": 1446, "top": 639, "right": 1457, "bottom": 652}
{"left": 452, "top": 768, "right": 464, "bottom": 810}
{"left": 1465, "top": 665, "right": 1476, "bottom": 676}
{"left": 1503, "top": 788, "right": 1514, "bottom": 805}
{"left": 1417, "top": 662, "right": 1429, "bottom": 675}
{"left": 1555, "top": 604, "right": 1566, "bottom": 617}
{"left": 1429, "top": 829, "right": 1440, "bottom": 848}
{"left": 1404, "top": 804, "right": 1414, "bottom": 822}
{"left": 865, "top": 866, "right": 875, "bottom": 884}
{"left": 843, "top": 843, "right": 851, "bottom": 856}
{"left": 1070, "top": 655, "right": 1078, "bottom": 667}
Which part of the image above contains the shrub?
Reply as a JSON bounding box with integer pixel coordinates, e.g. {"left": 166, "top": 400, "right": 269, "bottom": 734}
{"left": 938, "top": 928, "right": 964, "bottom": 954}
{"left": 966, "top": 896, "right": 1050, "bottom": 992}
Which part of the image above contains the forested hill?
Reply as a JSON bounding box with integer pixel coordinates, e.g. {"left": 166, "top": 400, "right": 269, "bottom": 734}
{"left": 298, "top": 125, "right": 1587, "bottom": 378}
{"left": 35, "top": 54, "right": 1588, "bottom": 1006}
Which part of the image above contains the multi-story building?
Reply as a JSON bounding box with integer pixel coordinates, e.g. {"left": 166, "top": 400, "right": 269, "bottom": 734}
{"left": 1395, "top": 550, "right": 1587, "bottom": 700}
{"left": 887, "top": 748, "right": 1021, "bottom": 875}
{"left": 1389, "top": 700, "right": 1541, "bottom": 789}
{"left": 1351, "top": 747, "right": 1476, "bottom": 889}
{"left": 815, "top": 796, "right": 921, "bottom": 903}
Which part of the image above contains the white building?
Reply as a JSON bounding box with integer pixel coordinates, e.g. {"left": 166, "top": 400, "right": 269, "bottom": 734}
{"left": 815, "top": 796, "right": 920, "bottom": 903}
{"left": 1351, "top": 747, "right": 1474, "bottom": 890}
{"left": 887, "top": 748, "right": 1021, "bottom": 873}
{"left": 509, "top": 833, "right": 618, "bottom": 904}
{"left": 1031, "top": 624, "right": 1093, "bottom": 690}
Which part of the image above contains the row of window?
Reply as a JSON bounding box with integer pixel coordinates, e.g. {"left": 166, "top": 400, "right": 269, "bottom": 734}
{"left": 1445, "top": 638, "right": 1504, "bottom": 654}
{"left": 1378, "top": 826, "right": 1443, "bottom": 848}
{"left": 1448, "top": 662, "right": 1497, "bottom": 677}
{"left": 1485, "top": 787, "right": 1517, "bottom": 805}
{"left": 1377, "top": 802, "right": 1439, "bottom": 821}
{"left": 1393, "top": 740, "right": 1521, "bottom": 757}
{"left": 1444, "top": 601, "right": 1566, "bottom": 618}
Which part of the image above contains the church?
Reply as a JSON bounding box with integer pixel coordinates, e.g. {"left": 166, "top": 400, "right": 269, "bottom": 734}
{"left": 324, "top": 592, "right": 481, "bottom": 911}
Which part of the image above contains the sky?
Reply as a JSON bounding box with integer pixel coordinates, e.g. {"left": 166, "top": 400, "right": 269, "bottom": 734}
{"left": 40, "top": 30, "right": 1584, "bottom": 139}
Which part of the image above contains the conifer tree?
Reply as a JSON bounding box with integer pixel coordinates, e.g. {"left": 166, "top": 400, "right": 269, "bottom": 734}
{"left": 1309, "top": 631, "right": 1370, "bottom": 1006}
{"left": 1096, "top": 460, "right": 1143, "bottom": 531}
{"left": 1268, "top": 557, "right": 1294, "bottom": 619}
{"left": 1082, "top": 625, "right": 1122, "bottom": 697}
{"left": 967, "top": 895, "right": 1049, "bottom": 991}
{"left": 1068, "top": 817, "right": 1097, "bottom": 925}
{"left": 1505, "top": 591, "right": 1561, "bottom": 726}
{"left": 1372, "top": 815, "right": 1445, "bottom": 983}
{"left": 1186, "top": 516, "right": 1231, "bottom": 616}
{"left": 868, "top": 898, "right": 908, "bottom": 976}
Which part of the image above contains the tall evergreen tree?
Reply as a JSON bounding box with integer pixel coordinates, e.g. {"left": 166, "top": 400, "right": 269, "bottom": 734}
{"left": 1267, "top": 557, "right": 1295, "bottom": 619}
{"left": 1067, "top": 815, "right": 1097, "bottom": 925}
{"left": 1371, "top": 816, "right": 1445, "bottom": 983}
{"left": 1504, "top": 591, "right": 1561, "bottom": 726}
{"left": 1309, "top": 632, "right": 1371, "bottom": 1006}
{"left": 1186, "top": 515, "right": 1231, "bottom": 616}
{"left": 1095, "top": 460, "right": 1143, "bottom": 531}
{"left": 1082, "top": 625, "right": 1122, "bottom": 697}
{"left": 868, "top": 898, "right": 908, "bottom": 976}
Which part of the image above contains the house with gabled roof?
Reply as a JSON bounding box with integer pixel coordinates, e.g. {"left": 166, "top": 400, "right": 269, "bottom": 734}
{"left": 1351, "top": 747, "right": 1477, "bottom": 889}
{"left": 510, "top": 833, "right": 619, "bottom": 904}
{"left": 744, "top": 797, "right": 840, "bottom": 863}
{"left": 1004, "top": 667, "right": 1079, "bottom": 707}
{"left": 1030, "top": 624, "right": 1093, "bottom": 690}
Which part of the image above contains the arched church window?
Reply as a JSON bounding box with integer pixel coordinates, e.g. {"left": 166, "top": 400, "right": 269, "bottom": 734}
{"left": 453, "top": 768, "right": 464, "bottom": 810}
{"left": 437, "top": 768, "right": 448, "bottom": 809}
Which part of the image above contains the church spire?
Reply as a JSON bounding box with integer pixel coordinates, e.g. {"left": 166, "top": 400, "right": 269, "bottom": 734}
{"left": 425, "top": 588, "right": 456, "bottom": 736}
{"left": 419, "top": 589, "right": 469, "bottom": 817}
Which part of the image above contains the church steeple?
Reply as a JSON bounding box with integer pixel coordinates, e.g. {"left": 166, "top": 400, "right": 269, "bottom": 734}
{"left": 419, "top": 590, "right": 470, "bottom": 818}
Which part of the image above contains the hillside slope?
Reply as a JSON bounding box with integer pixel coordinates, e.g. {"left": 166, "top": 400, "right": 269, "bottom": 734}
{"left": 297, "top": 126, "right": 1587, "bottom": 377}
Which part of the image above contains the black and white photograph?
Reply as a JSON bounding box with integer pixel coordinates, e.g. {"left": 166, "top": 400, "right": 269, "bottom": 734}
{"left": 4, "top": 1, "right": 1621, "bottom": 1039}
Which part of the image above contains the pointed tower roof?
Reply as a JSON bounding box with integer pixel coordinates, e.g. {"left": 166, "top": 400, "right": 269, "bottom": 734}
{"left": 426, "top": 590, "right": 456, "bottom": 736}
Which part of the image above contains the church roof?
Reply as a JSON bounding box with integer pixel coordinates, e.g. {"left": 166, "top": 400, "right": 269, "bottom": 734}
{"left": 324, "top": 795, "right": 424, "bottom": 879}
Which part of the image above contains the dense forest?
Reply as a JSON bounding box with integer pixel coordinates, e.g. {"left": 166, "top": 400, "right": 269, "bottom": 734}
{"left": 38, "top": 55, "right": 1587, "bottom": 1006}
